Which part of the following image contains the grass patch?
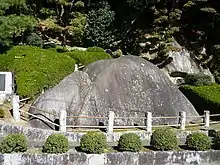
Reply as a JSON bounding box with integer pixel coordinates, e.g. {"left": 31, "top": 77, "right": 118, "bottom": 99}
{"left": 180, "top": 84, "right": 220, "bottom": 115}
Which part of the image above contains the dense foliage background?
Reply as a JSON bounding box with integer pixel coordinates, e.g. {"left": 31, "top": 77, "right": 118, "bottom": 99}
{"left": 0, "top": 0, "right": 220, "bottom": 98}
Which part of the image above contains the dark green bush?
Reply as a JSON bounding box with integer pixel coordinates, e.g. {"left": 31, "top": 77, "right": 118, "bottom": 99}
{"left": 26, "top": 33, "right": 43, "bottom": 48}
{"left": 43, "top": 134, "right": 69, "bottom": 154}
{"left": 0, "top": 133, "right": 28, "bottom": 153}
{"left": 65, "top": 50, "right": 112, "bottom": 65}
{"left": 150, "top": 128, "right": 178, "bottom": 151}
{"left": 0, "top": 46, "right": 75, "bottom": 98}
{"left": 184, "top": 73, "right": 212, "bottom": 86}
{"left": 118, "top": 133, "right": 142, "bottom": 152}
{"left": 213, "top": 131, "right": 220, "bottom": 149}
{"left": 80, "top": 131, "right": 108, "bottom": 154}
{"left": 0, "top": 109, "right": 4, "bottom": 118}
{"left": 87, "top": 47, "right": 104, "bottom": 52}
{"left": 186, "top": 132, "right": 211, "bottom": 151}
{"left": 180, "top": 85, "right": 220, "bottom": 114}
{"left": 85, "top": 1, "right": 116, "bottom": 48}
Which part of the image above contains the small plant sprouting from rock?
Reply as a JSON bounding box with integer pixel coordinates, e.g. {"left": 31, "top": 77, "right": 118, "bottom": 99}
{"left": 80, "top": 131, "right": 108, "bottom": 154}
{"left": 0, "top": 133, "right": 28, "bottom": 153}
{"left": 0, "top": 109, "right": 5, "bottom": 118}
{"left": 118, "top": 133, "right": 142, "bottom": 152}
{"left": 43, "top": 134, "right": 69, "bottom": 154}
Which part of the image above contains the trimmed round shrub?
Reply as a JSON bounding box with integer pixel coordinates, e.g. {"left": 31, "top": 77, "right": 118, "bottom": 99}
{"left": 0, "top": 133, "right": 28, "bottom": 153}
{"left": 186, "top": 132, "right": 211, "bottom": 151}
{"left": 87, "top": 47, "right": 104, "bottom": 52}
{"left": 184, "top": 73, "right": 212, "bottom": 86}
{"left": 0, "top": 109, "right": 5, "bottom": 118}
{"left": 43, "top": 134, "right": 69, "bottom": 154}
{"left": 118, "top": 133, "right": 142, "bottom": 152}
{"left": 80, "top": 131, "right": 108, "bottom": 154}
{"left": 150, "top": 128, "right": 178, "bottom": 151}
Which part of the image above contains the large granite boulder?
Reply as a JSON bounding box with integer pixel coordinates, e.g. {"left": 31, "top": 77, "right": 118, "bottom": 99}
{"left": 161, "top": 42, "right": 215, "bottom": 85}
{"left": 29, "top": 56, "right": 199, "bottom": 130}
{"left": 140, "top": 40, "right": 214, "bottom": 85}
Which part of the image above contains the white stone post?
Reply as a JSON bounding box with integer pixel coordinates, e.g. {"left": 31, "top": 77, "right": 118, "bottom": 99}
{"left": 179, "top": 111, "right": 186, "bottom": 130}
{"left": 12, "top": 95, "right": 20, "bottom": 122}
{"left": 145, "top": 112, "right": 152, "bottom": 133}
{"left": 204, "top": 110, "right": 210, "bottom": 128}
{"left": 107, "top": 111, "right": 114, "bottom": 134}
{"left": 59, "top": 110, "right": 67, "bottom": 132}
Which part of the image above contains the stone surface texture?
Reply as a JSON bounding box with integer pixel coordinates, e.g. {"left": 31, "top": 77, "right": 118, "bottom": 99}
{"left": 1, "top": 150, "right": 220, "bottom": 165}
{"left": 161, "top": 42, "right": 214, "bottom": 84}
{"left": 29, "top": 56, "right": 199, "bottom": 130}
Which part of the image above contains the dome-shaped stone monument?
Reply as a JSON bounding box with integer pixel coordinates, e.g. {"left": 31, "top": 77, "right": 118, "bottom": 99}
{"left": 29, "top": 56, "right": 199, "bottom": 130}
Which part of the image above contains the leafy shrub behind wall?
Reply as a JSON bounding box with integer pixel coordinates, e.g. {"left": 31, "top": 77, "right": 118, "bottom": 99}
{"left": 118, "top": 133, "right": 142, "bottom": 152}
{"left": 0, "top": 133, "right": 28, "bottom": 153}
{"left": 150, "top": 128, "right": 178, "bottom": 151}
{"left": 186, "top": 132, "right": 211, "bottom": 151}
{"left": 80, "top": 131, "right": 108, "bottom": 154}
{"left": 43, "top": 134, "right": 69, "bottom": 154}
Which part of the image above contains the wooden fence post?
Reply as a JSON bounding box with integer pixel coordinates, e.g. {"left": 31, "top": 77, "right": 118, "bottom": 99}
{"left": 59, "top": 110, "right": 67, "bottom": 132}
{"left": 145, "top": 112, "right": 152, "bottom": 133}
{"left": 107, "top": 111, "right": 114, "bottom": 134}
{"left": 179, "top": 111, "right": 186, "bottom": 130}
{"left": 204, "top": 110, "right": 210, "bottom": 128}
{"left": 12, "top": 95, "right": 20, "bottom": 122}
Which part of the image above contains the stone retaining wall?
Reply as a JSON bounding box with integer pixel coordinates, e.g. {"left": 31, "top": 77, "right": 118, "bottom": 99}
{"left": 1, "top": 150, "right": 220, "bottom": 165}
{"left": 0, "top": 122, "right": 208, "bottom": 145}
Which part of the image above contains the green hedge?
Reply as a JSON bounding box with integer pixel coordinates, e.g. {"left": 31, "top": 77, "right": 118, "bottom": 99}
{"left": 65, "top": 50, "right": 112, "bottom": 66}
{"left": 180, "top": 85, "right": 220, "bottom": 114}
{"left": 0, "top": 46, "right": 75, "bottom": 98}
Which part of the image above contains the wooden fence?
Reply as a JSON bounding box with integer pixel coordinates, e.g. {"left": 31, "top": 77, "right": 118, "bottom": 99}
{"left": 12, "top": 95, "right": 220, "bottom": 134}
